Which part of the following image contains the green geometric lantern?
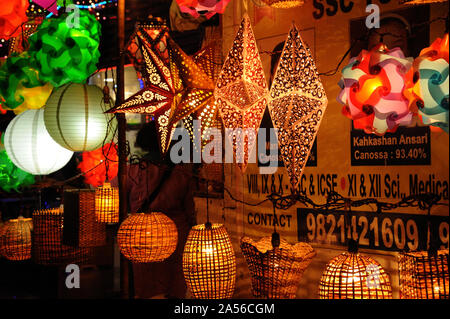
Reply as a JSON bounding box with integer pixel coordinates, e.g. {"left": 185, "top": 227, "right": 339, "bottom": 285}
{"left": 28, "top": 9, "right": 101, "bottom": 88}
{"left": 44, "top": 83, "right": 116, "bottom": 152}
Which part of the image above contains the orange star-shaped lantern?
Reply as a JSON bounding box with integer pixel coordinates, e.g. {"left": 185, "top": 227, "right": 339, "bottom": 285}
{"left": 268, "top": 24, "right": 328, "bottom": 190}
{"left": 215, "top": 15, "right": 268, "bottom": 172}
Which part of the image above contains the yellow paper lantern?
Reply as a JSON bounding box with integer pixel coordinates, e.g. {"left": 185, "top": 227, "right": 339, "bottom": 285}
{"left": 4, "top": 109, "right": 74, "bottom": 175}
{"left": 117, "top": 212, "right": 178, "bottom": 263}
{"left": 44, "top": 83, "right": 116, "bottom": 152}
{"left": 0, "top": 216, "right": 32, "bottom": 261}
{"left": 183, "top": 223, "right": 236, "bottom": 299}
{"left": 95, "top": 182, "right": 119, "bottom": 223}
{"left": 11, "top": 82, "right": 53, "bottom": 115}
{"left": 319, "top": 249, "right": 393, "bottom": 299}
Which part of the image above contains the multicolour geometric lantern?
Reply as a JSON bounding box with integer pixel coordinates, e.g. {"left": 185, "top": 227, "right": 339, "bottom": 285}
{"left": 183, "top": 223, "right": 236, "bottom": 299}
{"left": 338, "top": 43, "right": 414, "bottom": 135}
{"left": 260, "top": 0, "right": 305, "bottom": 8}
{"left": 4, "top": 109, "right": 74, "bottom": 175}
{"left": 404, "top": 34, "right": 449, "bottom": 133}
{"left": 44, "top": 83, "right": 116, "bottom": 152}
{"left": 0, "top": 0, "right": 29, "bottom": 40}
{"left": 0, "top": 53, "right": 53, "bottom": 114}
{"left": 269, "top": 24, "right": 328, "bottom": 190}
{"left": 215, "top": 15, "right": 268, "bottom": 172}
{"left": 77, "top": 142, "right": 119, "bottom": 188}
{"left": 0, "top": 150, "right": 35, "bottom": 192}
{"left": 176, "top": 0, "right": 231, "bottom": 19}
{"left": 28, "top": 10, "right": 101, "bottom": 87}
{"left": 8, "top": 17, "right": 44, "bottom": 55}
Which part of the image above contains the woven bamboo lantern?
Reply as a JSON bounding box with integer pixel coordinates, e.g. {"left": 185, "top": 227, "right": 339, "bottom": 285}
{"left": 183, "top": 223, "right": 236, "bottom": 299}
{"left": 398, "top": 250, "right": 449, "bottom": 299}
{"left": 319, "top": 244, "right": 393, "bottom": 299}
{"left": 0, "top": 216, "right": 32, "bottom": 261}
{"left": 32, "top": 207, "right": 93, "bottom": 265}
{"left": 240, "top": 233, "right": 316, "bottom": 298}
{"left": 0, "top": 220, "right": 7, "bottom": 258}
{"left": 62, "top": 189, "right": 106, "bottom": 247}
{"left": 117, "top": 212, "right": 178, "bottom": 263}
{"left": 44, "top": 83, "right": 116, "bottom": 152}
{"left": 260, "top": 0, "right": 305, "bottom": 8}
{"left": 95, "top": 182, "right": 119, "bottom": 223}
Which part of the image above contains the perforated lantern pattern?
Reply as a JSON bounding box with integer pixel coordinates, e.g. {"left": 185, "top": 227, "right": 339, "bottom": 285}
{"left": 268, "top": 24, "right": 328, "bottom": 190}
{"left": 319, "top": 252, "right": 393, "bottom": 299}
{"left": 398, "top": 250, "right": 449, "bottom": 299}
{"left": 215, "top": 15, "right": 268, "bottom": 172}
{"left": 117, "top": 212, "right": 178, "bottom": 263}
{"left": 44, "top": 83, "right": 116, "bottom": 152}
{"left": 183, "top": 223, "right": 236, "bottom": 299}
{"left": 4, "top": 109, "right": 74, "bottom": 175}
{"left": 95, "top": 183, "right": 119, "bottom": 223}
{"left": 0, "top": 217, "right": 32, "bottom": 261}
{"left": 240, "top": 236, "right": 316, "bottom": 298}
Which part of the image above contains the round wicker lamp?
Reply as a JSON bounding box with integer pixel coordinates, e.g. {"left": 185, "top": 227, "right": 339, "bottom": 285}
{"left": 95, "top": 182, "right": 119, "bottom": 223}
{"left": 183, "top": 223, "right": 236, "bottom": 299}
{"left": 117, "top": 212, "right": 178, "bottom": 263}
{"left": 319, "top": 243, "right": 393, "bottom": 299}
{"left": 0, "top": 216, "right": 32, "bottom": 261}
{"left": 0, "top": 220, "right": 9, "bottom": 258}
{"left": 240, "top": 233, "right": 316, "bottom": 298}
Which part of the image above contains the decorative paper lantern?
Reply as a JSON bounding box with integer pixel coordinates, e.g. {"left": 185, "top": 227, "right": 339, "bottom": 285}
{"left": 319, "top": 246, "right": 393, "bottom": 299}
{"left": 183, "top": 223, "right": 236, "bottom": 299}
{"left": 0, "top": 150, "right": 35, "bottom": 192}
{"left": 215, "top": 15, "right": 268, "bottom": 172}
{"left": 28, "top": 10, "right": 101, "bottom": 87}
{"left": 0, "top": 216, "right": 32, "bottom": 261}
{"left": 0, "top": 0, "right": 29, "bottom": 40}
{"left": 4, "top": 109, "right": 74, "bottom": 175}
{"left": 0, "top": 53, "right": 53, "bottom": 114}
{"left": 77, "top": 142, "right": 119, "bottom": 187}
{"left": 260, "top": 0, "right": 305, "bottom": 8}
{"left": 62, "top": 189, "right": 107, "bottom": 248}
{"left": 338, "top": 43, "right": 414, "bottom": 135}
{"left": 269, "top": 24, "right": 328, "bottom": 190}
{"left": 400, "top": 0, "right": 448, "bottom": 4}
{"left": 241, "top": 234, "right": 316, "bottom": 298}
{"left": 176, "top": 0, "right": 232, "bottom": 19}
{"left": 32, "top": 207, "right": 94, "bottom": 265}
{"left": 404, "top": 34, "right": 449, "bottom": 132}
{"left": 398, "top": 250, "right": 449, "bottom": 299}
{"left": 44, "top": 83, "right": 116, "bottom": 152}
{"left": 117, "top": 212, "right": 178, "bottom": 263}
{"left": 95, "top": 182, "right": 119, "bottom": 223}
{"left": 8, "top": 17, "right": 44, "bottom": 55}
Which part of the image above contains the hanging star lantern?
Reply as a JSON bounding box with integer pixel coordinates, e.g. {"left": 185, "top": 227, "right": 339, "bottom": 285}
{"left": 268, "top": 24, "right": 328, "bottom": 190}
{"left": 107, "top": 22, "right": 214, "bottom": 155}
{"left": 215, "top": 15, "right": 268, "bottom": 172}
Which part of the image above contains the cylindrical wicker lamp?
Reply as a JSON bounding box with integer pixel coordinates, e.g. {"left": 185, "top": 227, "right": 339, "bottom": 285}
{"left": 117, "top": 212, "right": 178, "bottom": 263}
{"left": 95, "top": 182, "right": 119, "bottom": 223}
{"left": 398, "top": 250, "right": 449, "bottom": 299}
{"left": 0, "top": 216, "right": 32, "bottom": 261}
{"left": 32, "top": 207, "right": 93, "bottom": 265}
{"left": 0, "top": 220, "right": 7, "bottom": 258}
{"left": 183, "top": 223, "right": 236, "bottom": 299}
{"left": 319, "top": 244, "right": 393, "bottom": 299}
{"left": 240, "top": 233, "right": 316, "bottom": 299}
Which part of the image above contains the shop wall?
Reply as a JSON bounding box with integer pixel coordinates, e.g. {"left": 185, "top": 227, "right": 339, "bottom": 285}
{"left": 205, "top": 0, "right": 450, "bottom": 299}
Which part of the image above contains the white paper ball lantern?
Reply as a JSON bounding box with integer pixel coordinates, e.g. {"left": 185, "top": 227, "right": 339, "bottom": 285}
{"left": 44, "top": 83, "right": 116, "bottom": 152}
{"left": 4, "top": 109, "right": 74, "bottom": 175}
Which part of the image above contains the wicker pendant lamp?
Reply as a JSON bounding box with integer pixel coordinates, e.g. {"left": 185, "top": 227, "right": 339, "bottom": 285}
{"left": 319, "top": 240, "right": 393, "bottom": 299}
{"left": 183, "top": 222, "right": 236, "bottom": 299}
{"left": 398, "top": 250, "right": 449, "bottom": 299}
{"left": 95, "top": 182, "right": 119, "bottom": 223}
{"left": 0, "top": 216, "right": 32, "bottom": 261}
{"left": 241, "top": 232, "right": 316, "bottom": 298}
{"left": 117, "top": 212, "right": 178, "bottom": 263}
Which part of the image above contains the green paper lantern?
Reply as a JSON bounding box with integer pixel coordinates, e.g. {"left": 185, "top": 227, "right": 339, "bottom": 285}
{"left": 0, "top": 53, "right": 53, "bottom": 113}
{"left": 28, "top": 9, "right": 101, "bottom": 87}
{"left": 0, "top": 150, "right": 35, "bottom": 192}
{"left": 44, "top": 83, "right": 116, "bottom": 152}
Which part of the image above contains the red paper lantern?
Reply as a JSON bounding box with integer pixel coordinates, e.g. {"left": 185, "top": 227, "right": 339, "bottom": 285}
{"left": 77, "top": 143, "right": 118, "bottom": 187}
{"left": 0, "top": 0, "right": 29, "bottom": 40}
